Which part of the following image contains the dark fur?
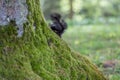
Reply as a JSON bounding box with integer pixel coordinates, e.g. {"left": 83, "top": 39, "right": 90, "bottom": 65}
{"left": 49, "top": 13, "right": 67, "bottom": 37}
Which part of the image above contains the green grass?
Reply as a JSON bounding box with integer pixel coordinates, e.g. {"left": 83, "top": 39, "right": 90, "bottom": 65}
{"left": 63, "top": 24, "right": 120, "bottom": 80}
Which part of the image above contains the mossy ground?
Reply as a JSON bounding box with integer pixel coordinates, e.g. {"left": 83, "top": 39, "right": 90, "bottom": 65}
{"left": 0, "top": 0, "right": 106, "bottom": 80}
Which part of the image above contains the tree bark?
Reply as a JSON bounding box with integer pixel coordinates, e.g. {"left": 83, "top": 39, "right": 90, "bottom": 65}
{"left": 0, "top": 0, "right": 107, "bottom": 80}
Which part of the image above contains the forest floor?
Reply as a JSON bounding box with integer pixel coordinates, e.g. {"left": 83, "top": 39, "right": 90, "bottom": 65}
{"left": 63, "top": 24, "right": 120, "bottom": 80}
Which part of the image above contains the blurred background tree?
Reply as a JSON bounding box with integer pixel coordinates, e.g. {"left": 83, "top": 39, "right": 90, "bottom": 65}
{"left": 41, "top": 0, "right": 120, "bottom": 24}
{"left": 41, "top": 0, "right": 61, "bottom": 19}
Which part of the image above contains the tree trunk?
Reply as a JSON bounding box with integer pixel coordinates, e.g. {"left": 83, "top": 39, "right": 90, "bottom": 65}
{"left": 0, "top": 0, "right": 106, "bottom": 80}
{"left": 69, "top": 0, "right": 74, "bottom": 19}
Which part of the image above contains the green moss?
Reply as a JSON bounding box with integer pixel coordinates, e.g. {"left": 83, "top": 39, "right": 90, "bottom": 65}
{"left": 0, "top": 0, "right": 107, "bottom": 80}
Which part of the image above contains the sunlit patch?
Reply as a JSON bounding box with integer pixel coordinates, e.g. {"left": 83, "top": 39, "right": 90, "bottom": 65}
{"left": 74, "top": 40, "right": 80, "bottom": 45}
{"left": 108, "top": 32, "right": 116, "bottom": 38}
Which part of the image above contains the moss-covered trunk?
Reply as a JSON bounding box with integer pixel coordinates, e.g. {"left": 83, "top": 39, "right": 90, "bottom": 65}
{"left": 0, "top": 0, "right": 107, "bottom": 80}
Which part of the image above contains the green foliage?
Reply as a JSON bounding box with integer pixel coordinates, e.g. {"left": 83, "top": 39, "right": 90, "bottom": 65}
{"left": 79, "top": 0, "right": 120, "bottom": 19}
{"left": 63, "top": 24, "right": 120, "bottom": 80}
{"left": 42, "top": 0, "right": 120, "bottom": 23}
